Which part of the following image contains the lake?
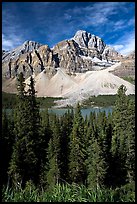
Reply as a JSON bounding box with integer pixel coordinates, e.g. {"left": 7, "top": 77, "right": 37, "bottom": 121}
{"left": 3, "top": 107, "right": 113, "bottom": 118}
{"left": 47, "top": 107, "right": 113, "bottom": 118}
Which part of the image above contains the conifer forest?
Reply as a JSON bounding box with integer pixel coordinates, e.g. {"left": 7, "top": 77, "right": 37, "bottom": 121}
{"left": 1, "top": 73, "right": 135, "bottom": 202}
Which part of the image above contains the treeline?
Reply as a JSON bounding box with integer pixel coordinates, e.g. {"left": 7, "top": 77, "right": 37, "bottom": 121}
{"left": 2, "top": 91, "right": 62, "bottom": 109}
{"left": 82, "top": 94, "right": 135, "bottom": 107}
{"left": 2, "top": 91, "right": 135, "bottom": 109}
{"left": 1, "top": 73, "right": 135, "bottom": 201}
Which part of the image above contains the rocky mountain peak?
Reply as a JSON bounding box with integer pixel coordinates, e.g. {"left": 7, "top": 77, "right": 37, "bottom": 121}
{"left": 72, "top": 30, "right": 91, "bottom": 48}
{"left": 72, "top": 30, "right": 106, "bottom": 54}
{"left": 2, "top": 40, "right": 42, "bottom": 63}
{"left": 22, "top": 40, "right": 42, "bottom": 51}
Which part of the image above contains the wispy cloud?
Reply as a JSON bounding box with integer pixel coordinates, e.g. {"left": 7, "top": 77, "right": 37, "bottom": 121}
{"left": 113, "top": 17, "right": 135, "bottom": 32}
{"left": 65, "top": 2, "right": 126, "bottom": 28}
{"left": 110, "top": 31, "right": 135, "bottom": 56}
{"left": 2, "top": 4, "right": 26, "bottom": 50}
{"left": 2, "top": 33, "right": 23, "bottom": 51}
{"left": 2, "top": 2, "right": 135, "bottom": 52}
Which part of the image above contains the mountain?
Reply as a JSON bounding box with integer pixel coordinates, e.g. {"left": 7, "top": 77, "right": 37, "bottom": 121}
{"left": 2, "top": 30, "right": 123, "bottom": 79}
{"left": 2, "top": 30, "right": 134, "bottom": 102}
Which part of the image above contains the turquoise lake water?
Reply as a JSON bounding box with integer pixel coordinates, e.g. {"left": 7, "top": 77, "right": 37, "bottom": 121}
{"left": 48, "top": 107, "right": 113, "bottom": 118}
{"left": 3, "top": 107, "right": 113, "bottom": 118}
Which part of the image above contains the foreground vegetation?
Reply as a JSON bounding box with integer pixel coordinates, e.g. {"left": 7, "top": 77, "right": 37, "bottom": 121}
{"left": 2, "top": 182, "right": 135, "bottom": 202}
{"left": 2, "top": 73, "right": 135, "bottom": 202}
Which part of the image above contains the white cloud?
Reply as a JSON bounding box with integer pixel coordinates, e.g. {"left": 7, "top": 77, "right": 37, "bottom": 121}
{"left": 2, "top": 33, "right": 23, "bottom": 51}
{"left": 66, "top": 2, "right": 126, "bottom": 28}
{"left": 113, "top": 45, "right": 124, "bottom": 50}
{"left": 110, "top": 32, "right": 135, "bottom": 56}
{"left": 119, "top": 40, "right": 135, "bottom": 56}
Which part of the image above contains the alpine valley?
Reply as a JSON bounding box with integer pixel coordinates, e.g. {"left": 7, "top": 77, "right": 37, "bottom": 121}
{"left": 2, "top": 30, "right": 135, "bottom": 107}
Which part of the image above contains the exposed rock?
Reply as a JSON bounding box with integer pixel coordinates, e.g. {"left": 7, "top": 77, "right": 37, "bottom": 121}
{"left": 53, "top": 39, "right": 92, "bottom": 73}
{"left": 2, "top": 30, "right": 128, "bottom": 95}
{"left": 110, "top": 51, "right": 135, "bottom": 79}
{"left": 2, "top": 40, "right": 42, "bottom": 63}
{"left": 102, "top": 45, "right": 123, "bottom": 61}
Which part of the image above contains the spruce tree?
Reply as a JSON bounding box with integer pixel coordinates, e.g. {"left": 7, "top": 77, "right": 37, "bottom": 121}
{"left": 39, "top": 109, "right": 52, "bottom": 187}
{"left": 1, "top": 111, "right": 14, "bottom": 188}
{"left": 87, "top": 139, "right": 108, "bottom": 190}
{"left": 60, "top": 110, "right": 74, "bottom": 183}
{"left": 68, "top": 103, "right": 86, "bottom": 184}
{"left": 8, "top": 73, "right": 41, "bottom": 187}
{"left": 125, "top": 99, "right": 135, "bottom": 183}
{"left": 46, "top": 115, "right": 62, "bottom": 188}
{"left": 111, "top": 85, "right": 130, "bottom": 187}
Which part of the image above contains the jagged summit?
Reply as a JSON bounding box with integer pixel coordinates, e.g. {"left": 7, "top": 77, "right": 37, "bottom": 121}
{"left": 72, "top": 30, "right": 106, "bottom": 53}
{"left": 2, "top": 40, "right": 42, "bottom": 63}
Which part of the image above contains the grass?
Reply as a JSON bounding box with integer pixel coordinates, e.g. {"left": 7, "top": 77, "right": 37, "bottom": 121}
{"left": 81, "top": 94, "right": 135, "bottom": 108}
{"left": 2, "top": 92, "right": 62, "bottom": 109}
{"left": 122, "top": 76, "right": 135, "bottom": 85}
{"left": 36, "top": 96, "right": 63, "bottom": 108}
{"left": 2, "top": 182, "right": 135, "bottom": 202}
{"left": 2, "top": 92, "right": 135, "bottom": 109}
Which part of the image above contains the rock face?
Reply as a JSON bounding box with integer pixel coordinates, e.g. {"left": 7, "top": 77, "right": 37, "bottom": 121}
{"left": 2, "top": 30, "right": 124, "bottom": 94}
{"left": 2, "top": 41, "right": 42, "bottom": 63}
{"left": 110, "top": 51, "right": 135, "bottom": 79}
{"left": 72, "top": 30, "right": 106, "bottom": 53}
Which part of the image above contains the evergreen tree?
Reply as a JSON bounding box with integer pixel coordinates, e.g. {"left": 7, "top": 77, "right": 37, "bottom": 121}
{"left": 60, "top": 110, "right": 74, "bottom": 183}
{"left": 105, "top": 112, "right": 113, "bottom": 187}
{"left": 1, "top": 111, "right": 15, "bottom": 188}
{"left": 39, "top": 109, "right": 52, "bottom": 187}
{"left": 84, "top": 112, "right": 98, "bottom": 185}
{"left": 97, "top": 111, "right": 113, "bottom": 187}
{"left": 8, "top": 74, "right": 41, "bottom": 187}
{"left": 68, "top": 103, "right": 86, "bottom": 184}
{"left": 46, "top": 115, "right": 62, "bottom": 188}
{"left": 87, "top": 139, "right": 108, "bottom": 190}
{"left": 111, "top": 85, "right": 130, "bottom": 187}
{"left": 27, "top": 76, "right": 42, "bottom": 181}
{"left": 125, "top": 99, "right": 135, "bottom": 183}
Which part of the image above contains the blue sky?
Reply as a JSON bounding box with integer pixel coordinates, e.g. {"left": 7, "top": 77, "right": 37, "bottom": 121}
{"left": 2, "top": 2, "right": 135, "bottom": 55}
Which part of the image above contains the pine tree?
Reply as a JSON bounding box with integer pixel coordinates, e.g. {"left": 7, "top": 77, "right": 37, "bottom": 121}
{"left": 60, "top": 110, "right": 74, "bottom": 183}
{"left": 8, "top": 73, "right": 41, "bottom": 187}
{"left": 111, "top": 85, "right": 130, "bottom": 187}
{"left": 68, "top": 103, "right": 86, "bottom": 184}
{"left": 27, "top": 76, "right": 42, "bottom": 181}
{"left": 105, "top": 112, "right": 113, "bottom": 187}
{"left": 46, "top": 115, "right": 62, "bottom": 189}
{"left": 87, "top": 139, "right": 108, "bottom": 190}
{"left": 1, "top": 111, "right": 15, "bottom": 188}
{"left": 39, "top": 109, "right": 52, "bottom": 187}
{"left": 125, "top": 99, "right": 135, "bottom": 183}
{"left": 96, "top": 111, "right": 113, "bottom": 187}
{"left": 84, "top": 112, "right": 98, "bottom": 186}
